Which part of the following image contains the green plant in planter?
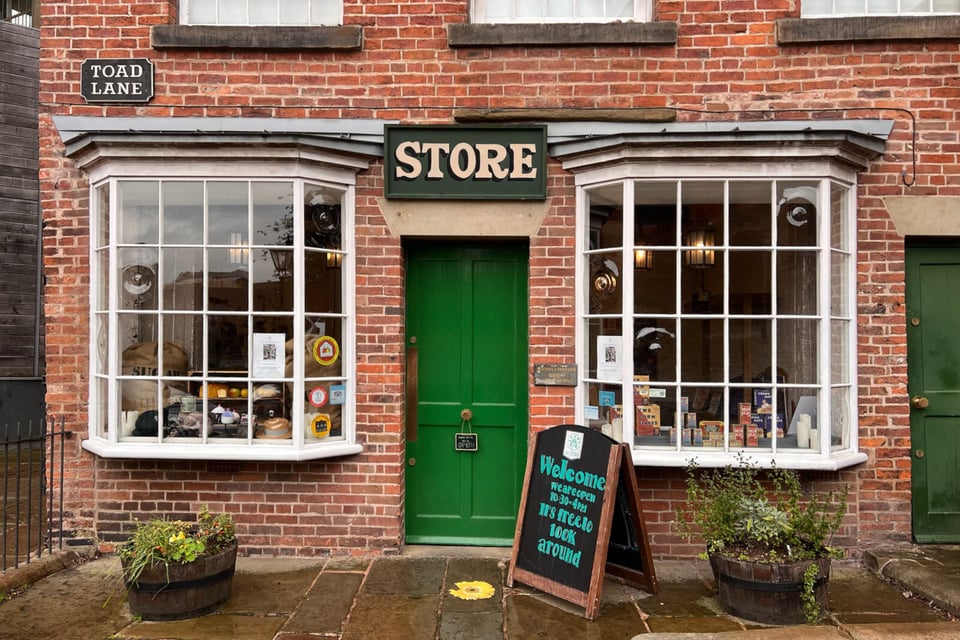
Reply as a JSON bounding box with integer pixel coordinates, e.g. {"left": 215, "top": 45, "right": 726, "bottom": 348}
{"left": 119, "top": 505, "right": 236, "bottom": 587}
{"left": 675, "top": 460, "right": 848, "bottom": 623}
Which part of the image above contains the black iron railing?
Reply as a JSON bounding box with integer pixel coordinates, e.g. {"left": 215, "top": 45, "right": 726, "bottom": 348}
{"left": 1, "top": 416, "right": 71, "bottom": 572}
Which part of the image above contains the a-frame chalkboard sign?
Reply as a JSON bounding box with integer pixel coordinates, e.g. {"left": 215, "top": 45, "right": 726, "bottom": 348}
{"left": 507, "top": 424, "right": 657, "bottom": 620}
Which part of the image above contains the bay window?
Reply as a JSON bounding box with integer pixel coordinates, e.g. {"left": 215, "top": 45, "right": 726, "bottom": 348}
{"left": 556, "top": 119, "right": 893, "bottom": 469}
{"left": 54, "top": 115, "right": 388, "bottom": 461}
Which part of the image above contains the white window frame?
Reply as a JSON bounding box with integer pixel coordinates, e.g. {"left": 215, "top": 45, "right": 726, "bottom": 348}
{"left": 82, "top": 156, "right": 362, "bottom": 462}
{"left": 574, "top": 161, "right": 867, "bottom": 471}
{"left": 180, "top": 0, "right": 344, "bottom": 26}
{"left": 801, "top": 0, "right": 960, "bottom": 18}
{"left": 471, "top": 0, "right": 651, "bottom": 24}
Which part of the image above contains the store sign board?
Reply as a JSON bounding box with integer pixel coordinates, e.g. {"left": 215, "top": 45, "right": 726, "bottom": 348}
{"left": 384, "top": 125, "right": 547, "bottom": 200}
{"left": 80, "top": 58, "right": 154, "bottom": 103}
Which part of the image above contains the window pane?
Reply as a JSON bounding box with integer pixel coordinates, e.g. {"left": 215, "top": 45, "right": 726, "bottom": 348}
{"left": 682, "top": 181, "right": 724, "bottom": 243}
{"left": 635, "top": 318, "right": 676, "bottom": 382}
{"left": 730, "top": 317, "right": 772, "bottom": 388}
{"left": 485, "top": 0, "right": 513, "bottom": 19}
{"left": 305, "top": 250, "right": 343, "bottom": 314}
{"left": 587, "top": 317, "right": 622, "bottom": 380}
{"left": 682, "top": 248, "right": 721, "bottom": 314}
{"left": 253, "top": 248, "right": 293, "bottom": 312}
{"left": 588, "top": 185, "right": 624, "bottom": 250}
{"left": 208, "top": 181, "right": 249, "bottom": 245}
{"left": 777, "top": 182, "right": 818, "bottom": 247}
{"left": 96, "top": 183, "right": 110, "bottom": 248}
{"left": 118, "top": 181, "right": 159, "bottom": 244}
{"left": 548, "top": 0, "right": 575, "bottom": 16}
{"left": 250, "top": 0, "right": 278, "bottom": 24}
{"left": 729, "top": 252, "right": 771, "bottom": 314}
{"left": 831, "top": 387, "right": 851, "bottom": 448}
{"left": 185, "top": 0, "right": 217, "bottom": 24}
{"left": 119, "top": 247, "right": 159, "bottom": 311}
{"left": 831, "top": 319, "right": 850, "bottom": 384}
{"left": 777, "top": 251, "right": 817, "bottom": 316}
{"left": 95, "top": 250, "right": 109, "bottom": 311}
{"left": 836, "top": 0, "right": 865, "bottom": 12}
{"left": 932, "top": 0, "right": 960, "bottom": 10}
{"left": 208, "top": 315, "right": 248, "bottom": 371}
{"left": 730, "top": 181, "right": 771, "bottom": 247}
{"left": 163, "top": 181, "right": 203, "bottom": 245}
{"left": 830, "top": 182, "right": 850, "bottom": 252}
{"left": 517, "top": 0, "right": 543, "bottom": 17}
{"left": 830, "top": 252, "right": 849, "bottom": 316}
{"left": 589, "top": 251, "right": 623, "bottom": 314}
{"left": 680, "top": 318, "right": 723, "bottom": 382}
{"left": 208, "top": 247, "right": 248, "bottom": 312}
{"left": 867, "top": 0, "right": 898, "bottom": 11}
{"left": 218, "top": 0, "right": 246, "bottom": 24}
{"left": 607, "top": 0, "right": 633, "bottom": 17}
{"left": 302, "top": 322, "right": 345, "bottom": 440}
{"left": 635, "top": 185, "right": 677, "bottom": 247}
{"left": 280, "top": 0, "right": 310, "bottom": 24}
{"left": 577, "top": 0, "right": 603, "bottom": 17}
{"left": 778, "top": 318, "right": 819, "bottom": 385}
{"left": 311, "top": 0, "right": 342, "bottom": 24}
{"left": 162, "top": 247, "right": 203, "bottom": 311}
{"left": 634, "top": 250, "right": 674, "bottom": 314}
{"left": 802, "top": 0, "right": 833, "bottom": 15}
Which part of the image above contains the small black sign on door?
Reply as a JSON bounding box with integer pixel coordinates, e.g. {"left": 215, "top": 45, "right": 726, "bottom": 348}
{"left": 455, "top": 432, "right": 478, "bottom": 451}
{"left": 80, "top": 58, "right": 154, "bottom": 103}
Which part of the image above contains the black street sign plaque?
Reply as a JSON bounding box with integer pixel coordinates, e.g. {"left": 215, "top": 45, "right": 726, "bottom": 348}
{"left": 81, "top": 58, "right": 154, "bottom": 103}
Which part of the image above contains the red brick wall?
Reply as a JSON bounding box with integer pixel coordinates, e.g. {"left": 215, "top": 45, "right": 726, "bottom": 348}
{"left": 38, "top": 0, "right": 959, "bottom": 556}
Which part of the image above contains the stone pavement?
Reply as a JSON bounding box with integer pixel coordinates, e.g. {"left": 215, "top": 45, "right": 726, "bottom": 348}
{"left": 0, "top": 544, "right": 958, "bottom": 639}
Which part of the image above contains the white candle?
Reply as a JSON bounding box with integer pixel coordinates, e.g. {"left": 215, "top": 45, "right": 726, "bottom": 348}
{"left": 809, "top": 428, "right": 820, "bottom": 451}
{"left": 796, "top": 414, "right": 811, "bottom": 448}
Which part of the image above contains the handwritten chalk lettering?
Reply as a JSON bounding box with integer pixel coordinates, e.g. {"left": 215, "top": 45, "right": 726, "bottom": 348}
{"left": 539, "top": 455, "right": 607, "bottom": 492}
{"left": 537, "top": 538, "right": 583, "bottom": 567}
{"left": 550, "top": 481, "right": 598, "bottom": 504}
{"left": 556, "top": 508, "right": 594, "bottom": 534}
{"left": 394, "top": 141, "right": 538, "bottom": 182}
{"left": 538, "top": 502, "right": 557, "bottom": 518}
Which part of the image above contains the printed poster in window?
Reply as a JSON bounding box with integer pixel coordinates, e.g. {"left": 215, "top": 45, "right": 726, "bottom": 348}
{"left": 252, "top": 333, "right": 286, "bottom": 379}
{"left": 596, "top": 335, "right": 622, "bottom": 382}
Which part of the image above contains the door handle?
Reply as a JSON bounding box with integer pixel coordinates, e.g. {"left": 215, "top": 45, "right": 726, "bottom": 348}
{"left": 406, "top": 346, "right": 418, "bottom": 441}
{"left": 911, "top": 396, "right": 929, "bottom": 409}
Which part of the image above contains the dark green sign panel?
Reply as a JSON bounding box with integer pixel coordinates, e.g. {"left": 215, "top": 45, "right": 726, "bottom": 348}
{"left": 384, "top": 125, "right": 547, "bottom": 200}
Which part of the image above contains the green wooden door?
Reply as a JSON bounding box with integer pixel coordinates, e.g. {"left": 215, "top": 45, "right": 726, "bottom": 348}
{"left": 906, "top": 243, "right": 960, "bottom": 542}
{"left": 405, "top": 241, "right": 528, "bottom": 545}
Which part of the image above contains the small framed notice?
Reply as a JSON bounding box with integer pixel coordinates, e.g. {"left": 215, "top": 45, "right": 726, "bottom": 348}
{"left": 455, "top": 433, "right": 478, "bottom": 451}
{"left": 252, "top": 333, "right": 286, "bottom": 379}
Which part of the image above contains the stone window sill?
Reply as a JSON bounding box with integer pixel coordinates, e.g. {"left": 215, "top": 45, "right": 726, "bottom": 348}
{"left": 777, "top": 15, "right": 960, "bottom": 44}
{"left": 447, "top": 22, "right": 678, "bottom": 48}
{"left": 151, "top": 25, "right": 362, "bottom": 50}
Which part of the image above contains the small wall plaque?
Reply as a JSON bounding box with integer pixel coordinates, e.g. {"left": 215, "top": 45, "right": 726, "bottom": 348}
{"left": 80, "top": 58, "right": 154, "bottom": 103}
{"left": 533, "top": 363, "right": 578, "bottom": 387}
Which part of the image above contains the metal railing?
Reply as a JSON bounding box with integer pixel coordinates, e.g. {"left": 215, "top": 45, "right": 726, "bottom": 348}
{"left": 1, "top": 0, "right": 37, "bottom": 27}
{"left": 1, "top": 416, "right": 71, "bottom": 572}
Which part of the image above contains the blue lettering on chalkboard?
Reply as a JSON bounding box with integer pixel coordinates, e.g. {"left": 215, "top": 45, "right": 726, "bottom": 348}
{"left": 537, "top": 537, "right": 583, "bottom": 567}
{"left": 539, "top": 455, "right": 607, "bottom": 491}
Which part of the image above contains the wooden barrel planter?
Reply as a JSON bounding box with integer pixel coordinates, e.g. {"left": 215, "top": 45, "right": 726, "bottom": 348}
{"left": 709, "top": 554, "right": 831, "bottom": 625}
{"left": 124, "top": 541, "right": 238, "bottom": 621}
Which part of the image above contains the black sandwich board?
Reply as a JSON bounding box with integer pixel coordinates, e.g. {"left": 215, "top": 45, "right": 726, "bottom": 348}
{"left": 507, "top": 424, "right": 657, "bottom": 620}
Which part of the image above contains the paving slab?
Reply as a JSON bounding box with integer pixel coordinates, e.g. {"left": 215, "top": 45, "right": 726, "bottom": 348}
{"left": 865, "top": 545, "right": 960, "bottom": 617}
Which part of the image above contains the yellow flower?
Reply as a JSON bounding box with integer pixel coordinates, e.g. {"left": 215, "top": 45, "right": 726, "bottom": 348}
{"left": 448, "top": 580, "right": 496, "bottom": 601}
{"left": 169, "top": 531, "right": 186, "bottom": 543}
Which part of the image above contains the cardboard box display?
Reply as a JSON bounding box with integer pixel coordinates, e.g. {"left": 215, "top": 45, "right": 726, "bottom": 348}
{"left": 636, "top": 404, "right": 661, "bottom": 436}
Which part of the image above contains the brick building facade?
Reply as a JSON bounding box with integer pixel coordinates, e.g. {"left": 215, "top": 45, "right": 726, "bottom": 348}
{"left": 38, "top": 1, "right": 960, "bottom": 558}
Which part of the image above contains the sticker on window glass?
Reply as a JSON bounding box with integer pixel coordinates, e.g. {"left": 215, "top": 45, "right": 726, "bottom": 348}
{"left": 312, "top": 336, "right": 340, "bottom": 366}
{"left": 309, "top": 386, "right": 328, "bottom": 407}
{"left": 330, "top": 385, "right": 345, "bottom": 405}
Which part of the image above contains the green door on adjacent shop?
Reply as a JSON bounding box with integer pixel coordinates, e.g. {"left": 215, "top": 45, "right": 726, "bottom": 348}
{"left": 906, "top": 241, "right": 960, "bottom": 542}
{"left": 404, "top": 241, "right": 529, "bottom": 545}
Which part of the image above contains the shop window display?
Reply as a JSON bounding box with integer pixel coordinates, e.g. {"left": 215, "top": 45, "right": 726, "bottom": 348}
{"left": 91, "top": 178, "right": 352, "bottom": 457}
{"left": 579, "top": 178, "right": 856, "bottom": 467}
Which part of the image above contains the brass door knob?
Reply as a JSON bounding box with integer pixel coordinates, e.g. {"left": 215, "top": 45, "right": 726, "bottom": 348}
{"left": 911, "top": 396, "right": 929, "bottom": 409}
